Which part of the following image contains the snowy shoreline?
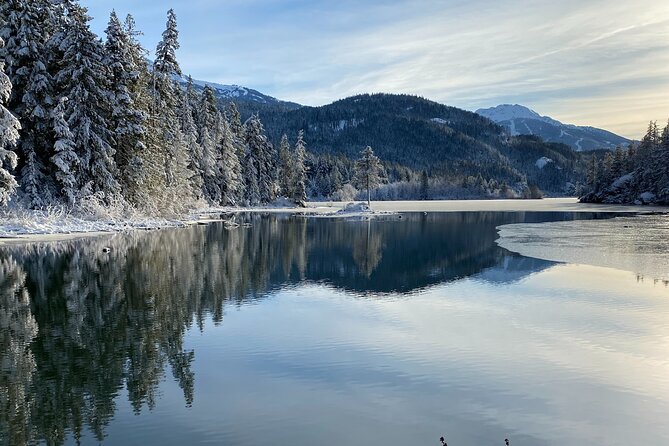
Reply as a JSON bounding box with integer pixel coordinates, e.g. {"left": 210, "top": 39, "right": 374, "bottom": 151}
{"left": 1, "top": 198, "right": 668, "bottom": 245}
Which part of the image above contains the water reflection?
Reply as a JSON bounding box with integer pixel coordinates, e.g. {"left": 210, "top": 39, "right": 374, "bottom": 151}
{"left": 0, "top": 212, "right": 616, "bottom": 444}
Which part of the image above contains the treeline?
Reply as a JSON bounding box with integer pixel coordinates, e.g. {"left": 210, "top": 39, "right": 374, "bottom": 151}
{"left": 0, "top": 2, "right": 307, "bottom": 216}
{"left": 259, "top": 93, "right": 589, "bottom": 199}
{"left": 581, "top": 121, "right": 669, "bottom": 205}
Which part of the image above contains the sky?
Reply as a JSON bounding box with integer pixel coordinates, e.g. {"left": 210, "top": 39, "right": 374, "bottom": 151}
{"left": 83, "top": 0, "right": 669, "bottom": 139}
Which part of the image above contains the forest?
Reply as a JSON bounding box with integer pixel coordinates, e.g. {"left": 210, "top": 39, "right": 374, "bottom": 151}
{"left": 0, "top": 1, "right": 309, "bottom": 218}
{"left": 2, "top": 1, "right": 659, "bottom": 219}
{"left": 581, "top": 121, "right": 669, "bottom": 205}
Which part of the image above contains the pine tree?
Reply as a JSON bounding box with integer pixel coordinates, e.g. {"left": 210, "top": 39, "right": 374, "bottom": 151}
{"left": 654, "top": 121, "right": 669, "bottom": 203}
{"left": 50, "top": 98, "right": 78, "bottom": 204}
{"left": 179, "top": 77, "right": 204, "bottom": 197}
{"left": 278, "top": 134, "right": 293, "bottom": 197}
{"left": 105, "top": 10, "right": 147, "bottom": 204}
{"left": 153, "top": 9, "right": 180, "bottom": 79}
{"left": 151, "top": 8, "right": 194, "bottom": 212}
{"left": 0, "top": 0, "right": 58, "bottom": 207}
{"left": 420, "top": 170, "right": 429, "bottom": 200}
{"left": 55, "top": 2, "right": 120, "bottom": 202}
{"left": 244, "top": 114, "right": 276, "bottom": 204}
{"left": 197, "top": 85, "right": 222, "bottom": 202}
{"left": 217, "top": 120, "right": 241, "bottom": 206}
{"left": 353, "top": 146, "right": 385, "bottom": 206}
{"left": 292, "top": 130, "right": 307, "bottom": 205}
{"left": 0, "top": 36, "right": 21, "bottom": 206}
{"left": 586, "top": 155, "right": 599, "bottom": 192}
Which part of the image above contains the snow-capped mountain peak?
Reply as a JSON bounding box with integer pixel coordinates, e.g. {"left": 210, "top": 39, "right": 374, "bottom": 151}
{"left": 475, "top": 104, "right": 631, "bottom": 151}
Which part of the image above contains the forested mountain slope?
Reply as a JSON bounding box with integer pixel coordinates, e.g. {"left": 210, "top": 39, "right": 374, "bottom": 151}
{"left": 258, "top": 94, "right": 587, "bottom": 195}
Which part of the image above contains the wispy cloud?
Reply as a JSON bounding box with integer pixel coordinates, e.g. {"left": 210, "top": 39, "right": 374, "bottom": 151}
{"left": 84, "top": 0, "right": 669, "bottom": 138}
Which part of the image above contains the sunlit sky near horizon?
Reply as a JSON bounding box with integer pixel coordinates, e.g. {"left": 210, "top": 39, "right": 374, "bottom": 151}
{"left": 82, "top": 0, "right": 669, "bottom": 139}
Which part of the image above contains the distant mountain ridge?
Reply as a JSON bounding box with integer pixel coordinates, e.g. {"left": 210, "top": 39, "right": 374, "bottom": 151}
{"left": 476, "top": 104, "right": 631, "bottom": 151}
{"left": 259, "top": 93, "right": 587, "bottom": 195}
{"left": 178, "top": 75, "right": 302, "bottom": 111}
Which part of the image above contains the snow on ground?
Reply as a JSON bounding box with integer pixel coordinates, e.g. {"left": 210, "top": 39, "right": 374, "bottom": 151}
{"left": 2, "top": 198, "right": 668, "bottom": 244}
{"left": 496, "top": 214, "right": 669, "bottom": 281}
{"left": 0, "top": 208, "right": 189, "bottom": 244}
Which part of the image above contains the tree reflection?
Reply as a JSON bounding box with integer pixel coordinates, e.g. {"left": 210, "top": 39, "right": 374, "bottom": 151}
{"left": 0, "top": 211, "right": 576, "bottom": 444}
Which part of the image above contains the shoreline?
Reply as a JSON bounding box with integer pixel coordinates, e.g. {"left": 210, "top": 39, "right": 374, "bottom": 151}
{"left": 1, "top": 198, "right": 668, "bottom": 245}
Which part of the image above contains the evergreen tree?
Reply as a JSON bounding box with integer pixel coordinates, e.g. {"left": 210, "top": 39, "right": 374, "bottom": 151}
{"left": 217, "top": 120, "right": 241, "bottom": 206}
{"left": 49, "top": 98, "right": 77, "bottom": 204}
{"left": 278, "top": 134, "right": 293, "bottom": 197}
{"left": 0, "top": 36, "right": 21, "bottom": 206}
{"left": 654, "top": 121, "right": 669, "bottom": 203}
{"left": 420, "top": 170, "right": 429, "bottom": 200}
{"left": 0, "top": 0, "right": 58, "bottom": 207}
{"left": 292, "top": 130, "right": 307, "bottom": 205}
{"left": 585, "top": 155, "right": 599, "bottom": 192}
{"left": 353, "top": 146, "right": 385, "bottom": 206}
{"left": 55, "top": 2, "right": 120, "bottom": 201}
{"left": 179, "top": 77, "right": 204, "bottom": 197}
{"left": 197, "top": 85, "right": 222, "bottom": 202}
{"left": 151, "top": 8, "right": 194, "bottom": 212}
{"left": 105, "top": 10, "right": 147, "bottom": 204}
{"left": 244, "top": 114, "right": 276, "bottom": 204}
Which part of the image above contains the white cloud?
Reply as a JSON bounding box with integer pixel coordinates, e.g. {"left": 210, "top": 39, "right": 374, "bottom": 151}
{"left": 85, "top": 0, "right": 669, "bottom": 138}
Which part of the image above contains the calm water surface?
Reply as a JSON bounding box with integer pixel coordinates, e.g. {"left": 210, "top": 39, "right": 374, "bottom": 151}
{"left": 1, "top": 212, "right": 668, "bottom": 445}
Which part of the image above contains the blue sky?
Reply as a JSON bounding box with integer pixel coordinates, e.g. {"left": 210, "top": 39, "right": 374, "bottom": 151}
{"left": 83, "top": 0, "right": 669, "bottom": 138}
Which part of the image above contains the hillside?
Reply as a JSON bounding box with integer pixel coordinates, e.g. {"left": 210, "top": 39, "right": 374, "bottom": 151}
{"left": 259, "top": 94, "right": 587, "bottom": 195}
{"left": 476, "top": 104, "right": 631, "bottom": 151}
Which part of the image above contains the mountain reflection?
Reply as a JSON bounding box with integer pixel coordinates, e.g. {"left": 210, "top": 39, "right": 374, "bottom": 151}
{"left": 0, "top": 211, "right": 600, "bottom": 444}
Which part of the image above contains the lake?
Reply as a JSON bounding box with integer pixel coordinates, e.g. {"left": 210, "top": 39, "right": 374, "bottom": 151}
{"left": 1, "top": 212, "right": 668, "bottom": 445}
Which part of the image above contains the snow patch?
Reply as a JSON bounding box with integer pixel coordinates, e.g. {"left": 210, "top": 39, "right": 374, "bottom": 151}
{"left": 535, "top": 157, "right": 553, "bottom": 169}
{"left": 611, "top": 173, "right": 633, "bottom": 189}
{"left": 431, "top": 118, "right": 449, "bottom": 125}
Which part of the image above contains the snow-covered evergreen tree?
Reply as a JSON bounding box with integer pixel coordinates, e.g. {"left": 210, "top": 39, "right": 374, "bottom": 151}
{"left": 292, "top": 130, "right": 307, "bottom": 205}
{"left": 653, "top": 121, "right": 669, "bottom": 203}
{"left": 105, "top": 10, "right": 147, "bottom": 204}
{"left": 353, "top": 146, "right": 385, "bottom": 206}
{"left": 0, "top": 36, "right": 21, "bottom": 206}
{"left": 197, "top": 85, "right": 222, "bottom": 202}
{"left": 55, "top": 2, "right": 120, "bottom": 202}
{"left": 50, "top": 97, "right": 78, "bottom": 204}
{"left": 217, "top": 120, "right": 242, "bottom": 206}
{"left": 151, "top": 8, "right": 194, "bottom": 212}
{"left": 278, "top": 134, "right": 293, "bottom": 197}
{"left": 0, "top": 0, "right": 58, "bottom": 207}
{"left": 179, "top": 77, "right": 204, "bottom": 197}
{"left": 244, "top": 114, "right": 276, "bottom": 204}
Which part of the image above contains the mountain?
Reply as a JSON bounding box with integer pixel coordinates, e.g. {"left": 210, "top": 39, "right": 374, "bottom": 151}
{"left": 179, "top": 76, "right": 302, "bottom": 113}
{"left": 260, "top": 93, "right": 587, "bottom": 194}
{"left": 476, "top": 104, "right": 631, "bottom": 151}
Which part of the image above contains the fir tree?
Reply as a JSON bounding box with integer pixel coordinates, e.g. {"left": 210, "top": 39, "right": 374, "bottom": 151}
{"left": 49, "top": 97, "right": 78, "bottom": 204}
{"left": 55, "top": 2, "right": 120, "bottom": 201}
{"left": 654, "top": 121, "right": 669, "bottom": 203}
{"left": 197, "top": 85, "right": 222, "bottom": 202}
{"left": 217, "top": 120, "right": 242, "bottom": 206}
{"left": 105, "top": 10, "right": 147, "bottom": 204}
{"left": 179, "top": 77, "right": 204, "bottom": 197}
{"left": 292, "top": 130, "right": 307, "bottom": 205}
{"left": 278, "top": 134, "right": 293, "bottom": 197}
{"left": 151, "top": 8, "right": 194, "bottom": 212}
{"left": 244, "top": 114, "right": 277, "bottom": 204}
{"left": 420, "top": 170, "right": 429, "bottom": 200}
{"left": 353, "top": 146, "right": 385, "bottom": 206}
{"left": 0, "top": 0, "right": 57, "bottom": 207}
{"left": 0, "top": 36, "right": 21, "bottom": 206}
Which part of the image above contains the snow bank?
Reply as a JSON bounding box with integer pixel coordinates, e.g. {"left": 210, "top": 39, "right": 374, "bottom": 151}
{"left": 0, "top": 207, "right": 187, "bottom": 243}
